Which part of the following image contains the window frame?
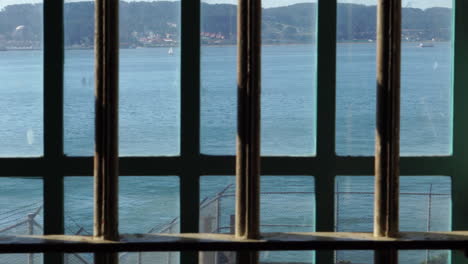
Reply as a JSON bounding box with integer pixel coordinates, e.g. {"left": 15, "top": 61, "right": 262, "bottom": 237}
{"left": 0, "top": 0, "right": 467, "bottom": 264}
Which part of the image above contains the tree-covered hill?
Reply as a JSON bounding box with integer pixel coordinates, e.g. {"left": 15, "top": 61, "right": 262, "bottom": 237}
{"left": 0, "top": 1, "right": 452, "bottom": 48}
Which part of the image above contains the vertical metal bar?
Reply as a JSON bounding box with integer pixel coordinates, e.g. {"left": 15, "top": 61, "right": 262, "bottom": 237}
{"left": 94, "top": 0, "right": 119, "bottom": 241}
{"left": 374, "top": 0, "right": 401, "bottom": 239}
{"left": 94, "top": 0, "right": 119, "bottom": 263}
{"left": 374, "top": 0, "right": 401, "bottom": 263}
{"left": 236, "top": 0, "right": 261, "bottom": 240}
{"left": 43, "top": 0, "right": 65, "bottom": 263}
{"left": 236, "top": 0, "right": 261, "bottom": 262}
{"left": 315, "top": 0, "right": 337, "bottom": 262}
{"left": 181, "top": 0, "right": 200, "bottom": 262}
{"left": 451, "top": 0, "right": 468, "bottom": 263}
{"left": 44, "top": 0, "right": 65, "bottom": 158}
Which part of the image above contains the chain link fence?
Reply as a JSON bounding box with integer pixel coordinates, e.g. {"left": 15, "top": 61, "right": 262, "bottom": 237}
{"left": 0, "top": 183, "right": 450, "bottom": 264}
{"left": 0, "top": 202, "right": 43, "bottom": 264}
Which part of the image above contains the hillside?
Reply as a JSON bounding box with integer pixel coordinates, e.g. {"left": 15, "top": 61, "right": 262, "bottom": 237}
{"left": 0, "top": 1, "right": 452, "bottom": 48}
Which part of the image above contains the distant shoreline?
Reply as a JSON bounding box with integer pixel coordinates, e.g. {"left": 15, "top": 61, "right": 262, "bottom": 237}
{"left": 0, "top": 41, "right": 450, "bottom": 52}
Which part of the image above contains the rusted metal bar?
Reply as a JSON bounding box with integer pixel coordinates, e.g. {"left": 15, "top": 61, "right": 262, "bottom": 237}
{"left": 236, "top": 0, "right": 261, "bottom": 262}
{"left": 235, "top": 0, "right": 261, "bottom": 239}
{"left": 374, "top": 0, "right": 401, "bottom": 263}
{"left": 94, "top": 0, "right": 119, "bottom": 263}
{"left": 374, "top": 0, "right": 401, "bottom": 239}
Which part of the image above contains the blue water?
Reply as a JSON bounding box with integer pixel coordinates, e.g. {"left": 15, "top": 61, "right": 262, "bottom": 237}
{"left": 0, "top": 44, "right": 453, "bottom": 264}
{"left": 0, "top": 43, "right": 452, "bottom": 157}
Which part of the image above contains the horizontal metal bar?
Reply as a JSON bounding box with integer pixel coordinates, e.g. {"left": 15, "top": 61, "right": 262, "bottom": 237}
{"left": 1, "top": 232, "right": 468, "bottom": 253}
{"left": 0, "top": 156, "right": 454, "bottom": 177}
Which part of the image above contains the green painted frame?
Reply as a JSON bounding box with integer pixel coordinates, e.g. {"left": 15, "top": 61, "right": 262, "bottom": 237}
{"left": 0, "top": 0, "right": 466, "bottom": 263}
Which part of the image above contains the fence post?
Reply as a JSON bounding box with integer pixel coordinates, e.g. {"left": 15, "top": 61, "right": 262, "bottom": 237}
{"left": 335, "top": 181, "right": 339, "bottom": 231}
{"left": 425, "top": 184, "right": 433, "bottom": 263}
{"left": 27, "top": 213, "right": 34, "bottom": 264}
{"left": 335, "top": 182, "right": 339, "bottom": 264}
{"left": 230, "top": 214, "right": 235, "bottom": 234}
{"left": 216, "top": 193, "right": 221, "bottom": 232}
{"left": 137, "top": 252, "right": 142, "bottom": 264}
{"left": 215, "top": 194, "right": 221, "bottom": 264}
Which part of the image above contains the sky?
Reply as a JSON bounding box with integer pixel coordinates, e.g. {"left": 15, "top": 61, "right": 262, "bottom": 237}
{"left": 0, "top": 0, "right": 452, "bottom": 10}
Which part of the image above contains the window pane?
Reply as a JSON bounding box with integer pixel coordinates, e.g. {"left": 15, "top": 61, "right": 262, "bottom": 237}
{"left": 65, "top": 252, "right": 179, "bottom": 264}
{"left": 335, "top": 250, "right": 450, "bottom": 264}
{"left": 261, "top": 0, "right": 317, "bottom": 156}
{"left": 200, "top": 2, "right": 237, "bottom": 155}
{"left": 64, "top": 1, "right": 181, "bottom": 156}
{"left": 0, "top": 2, "right": 43, "bottom": 156}
{"left": 336, "top": 0, "right": 452, "bottom": 156}
{"left": 201, "top": 251, "right": 315, "bottom": 264}
{"left": 0, "top": 178, "right": 43, "bottom": 263}
{"left": 200, "top": 251, "right": 236, "bottom": 264}
{"left": 200, "top": 176, "right": 315, "bottom": 263}
{"left": 64, "top": 1, "right": 95, "bottom": 156}
{"left": 335, "top": 176, "right": 451, "bottom": 264}
{"left": 119, "top": 252, "right": 179, "bottom": 264}
{"left": 119, "top": 0, "right": 181, "bottom": 156}
{"left": 201, "top": 0, "right": 317, "bottom": 156}
{"left": 65, "top": 176, "right": 180, "bottom": 264}
{"left": 65, "top": 176, "right": 179, "bottom": 234}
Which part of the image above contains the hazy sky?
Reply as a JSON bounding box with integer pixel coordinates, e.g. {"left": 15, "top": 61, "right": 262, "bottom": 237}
{"left": 0, "top": 0, "right": 452, "bottom": 10}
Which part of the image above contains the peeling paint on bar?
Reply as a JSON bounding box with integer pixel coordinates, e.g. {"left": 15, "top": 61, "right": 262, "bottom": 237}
{"left": 374, "top": 0, "right": 401, "bottom": 263}
{"left": 236, "top": 0, "right": 262, "bottom": 262}
{"left": 94, "top": 0, "right": 120, "bottom": 263}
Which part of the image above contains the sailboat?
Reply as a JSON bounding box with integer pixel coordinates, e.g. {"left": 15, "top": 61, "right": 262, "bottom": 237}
{"left": 168, "top": 47, "right": 174, "bottom": 55}
{"left": 419, "top": 42, "right": 434, "bottom": 48}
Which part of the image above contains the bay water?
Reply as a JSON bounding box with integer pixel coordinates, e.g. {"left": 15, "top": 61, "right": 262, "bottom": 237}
{"left": 0, "top": 43, "right": 452, "bottom": 264}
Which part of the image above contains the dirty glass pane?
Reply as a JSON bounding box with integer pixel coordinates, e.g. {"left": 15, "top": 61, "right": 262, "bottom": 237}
{"left": 201, "top": 0, "right": 317, "bottom": 156}
{"left": 336, "top": 0, "right": 452, "bottom": 156}
{"left": 201, "top": 176, "right": 315, "bottom": 263}
{"left": 0, "top": 1, "right": 43, "bottom": 156}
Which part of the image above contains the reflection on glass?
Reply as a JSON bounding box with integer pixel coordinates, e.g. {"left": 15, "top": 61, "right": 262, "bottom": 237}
{"left": 65, "top": 176, "right": 180, "bottom": 264}
{"left": 64, "top": 1, "right": 181, "bottom": 156}
{"left": 336, "top": 0, "right": 452, "bottom": 156}
{"left": 200, "top": 176, "right": 315, "bottom": 264}
{"left": 0, "top": 2, "right": 43, "bottom": 156}
{"left": 0, "top": 178, "right": 43, "bottom": 263}
{"left": 335, "top": 176, "right": 451, "bottom": 264}
{"left": 201, "top": 0, "right": 317, "bottom": 156}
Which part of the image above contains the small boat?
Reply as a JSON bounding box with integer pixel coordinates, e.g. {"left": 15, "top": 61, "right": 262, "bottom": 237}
{"left": 419, "top": 42, "right": 434, "bottom": 48}
{"left": 168, "top": 47, "right": 174, "bottom": 55}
